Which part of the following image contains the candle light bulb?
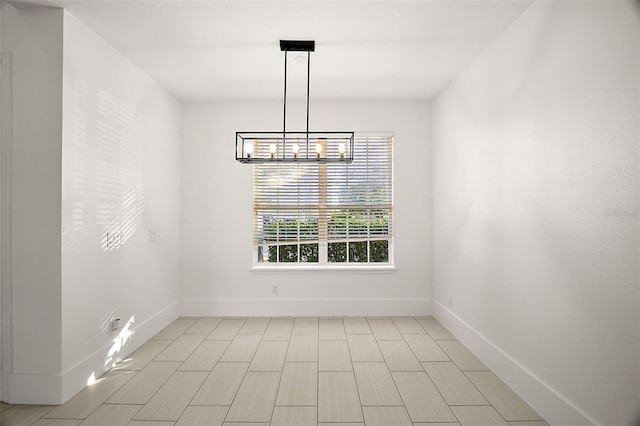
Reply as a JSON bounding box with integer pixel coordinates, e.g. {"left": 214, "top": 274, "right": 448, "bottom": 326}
{"left": 315, "top": 143, "right": 322, "bottom": 159}
{"left": 292, "top": 143, "right": 300, "bottom": 159}
{"left": 269, "top": 143, "right": 276, "bottom": 159}
{"left": 338, "top": 143, "right": 346, "bottom": 159}
{"left": 245, "top": 142, "right": 253, "bottom": 158}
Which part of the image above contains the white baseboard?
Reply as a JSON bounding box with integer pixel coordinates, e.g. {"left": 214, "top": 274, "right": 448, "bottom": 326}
{"left": 60, "top": 301, "right": 180, "bottom": 403}
{"left": 433, "top": 301, "right": 599, "bottom": 426}
{"left": 7, "top": 372, "right": 63, "bottom": 405}
{"left": 181, "top": 298, "right": 432, "bottom": 317}
{"left": 7, "top": 302, "right": 179, "bottom": 405}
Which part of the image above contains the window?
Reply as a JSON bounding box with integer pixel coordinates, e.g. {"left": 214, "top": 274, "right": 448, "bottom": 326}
{"left": 253, "top": 133, "right": 393, "bottom": 266}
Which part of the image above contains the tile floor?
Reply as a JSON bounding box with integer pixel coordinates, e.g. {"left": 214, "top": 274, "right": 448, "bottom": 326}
{"left": 0, "top": 316, "right": 549, "bottom": 426}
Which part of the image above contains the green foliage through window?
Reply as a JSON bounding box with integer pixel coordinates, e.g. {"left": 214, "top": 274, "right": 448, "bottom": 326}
{"left": 260, "top": 211, "right": 390, "bottom": 263}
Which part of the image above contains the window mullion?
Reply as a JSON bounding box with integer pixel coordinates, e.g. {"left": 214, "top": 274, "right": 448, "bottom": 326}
{"left": 319, "top": 241, "right": 327, "bottom": 266}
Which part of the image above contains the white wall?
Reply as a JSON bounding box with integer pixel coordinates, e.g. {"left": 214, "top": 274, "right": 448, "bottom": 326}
{"left": 0, "top": 1, "right": 4, "bottom": 405}
{"left": 432, "top": 2, "right": 639, "bottom": 425}
{"left": 1, "top": 3, "right": 64, "bottom": 403}
{"left": 181, "top": 100, "right": 431, "bottom": 316}
{"left": 60, "top": 12, "right": 182, "bottom": 402}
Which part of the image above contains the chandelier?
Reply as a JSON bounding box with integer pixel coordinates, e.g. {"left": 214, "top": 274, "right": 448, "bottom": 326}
{"left": 236, "top": 40, "right": 354, "bottom": 164}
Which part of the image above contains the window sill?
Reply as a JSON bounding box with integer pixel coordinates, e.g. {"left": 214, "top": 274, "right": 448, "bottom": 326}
{"left": 251, "top": 264, "right": 397, "bottom": 274}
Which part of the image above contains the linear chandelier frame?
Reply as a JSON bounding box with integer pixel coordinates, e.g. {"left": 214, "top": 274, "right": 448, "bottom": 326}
{"left": 236, "top": 40, "right": 354, "bottom": 164}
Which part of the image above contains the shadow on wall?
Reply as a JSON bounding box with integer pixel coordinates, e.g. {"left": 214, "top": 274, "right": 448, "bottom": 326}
{"left": 62, "top": 80, "right": 145, "bottom": 255}
{"left": 96, "top": 89, "right": 144, "bottom": 252}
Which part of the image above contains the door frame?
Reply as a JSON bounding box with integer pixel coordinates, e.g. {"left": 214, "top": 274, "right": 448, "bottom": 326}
{"left": 0, "top": 51, "right": 14, "bottom": 403}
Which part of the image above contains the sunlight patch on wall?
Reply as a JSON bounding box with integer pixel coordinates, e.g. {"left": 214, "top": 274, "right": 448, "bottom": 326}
{"left": 95, "top": 90, "right": 144, "bottom": 252}
{"left": 63, "top": 80, "right": 90, "bottom": 254}
{"left": 62, "top": 81, "right": 145, "bottom": 254}
{"left": 104, "top": 315, "right": 135, "bottom": 369}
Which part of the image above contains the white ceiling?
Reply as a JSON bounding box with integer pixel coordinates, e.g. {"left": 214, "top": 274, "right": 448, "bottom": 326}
{"left": 11, "top": 0, "right": 533, "bottom": 102}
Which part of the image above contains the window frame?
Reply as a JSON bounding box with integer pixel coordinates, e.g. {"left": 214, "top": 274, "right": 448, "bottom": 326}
{"left": 251, "top": 132, "right": 395, "bottom": 270}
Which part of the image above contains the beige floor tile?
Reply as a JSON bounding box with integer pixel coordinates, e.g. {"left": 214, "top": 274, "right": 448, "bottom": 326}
{"left": 292, "top": 317, "right": 318, "bottom": 334}
{"left": 154, "top": 334, "right": 205, "bottom": 362}
{"left": 206, "top": 318, "right": 246, "bottom": 340}
{"left": 318, "top": 424, "right": 364, "bottom": 426}
{"left": 465, "top": 371, "right": 544, "bottom": 421}
{"left": 377, "top": 340, "right": 423, "bottom": 371}
{"left": 225, "top": 372, "right": 281, "bottom": 422}
{"left": 239, "top": 317, "right": 271, "bottom": 334}
{"left": 2, "top": 406, "right": 55, "bottom": 426}
{"left": 249, "top": 340, "right": 289, "bottom": 371}
{"left": 412, "top": 424, "right": 460, "bottom": 426}
{"left": 353, "top": 362, "right": 403, "bottom": 406}
{"left": 392, "top": 372, "right": 457, "bottom": 423}
{"left": 368, "top": 319, "right": 403, "bottom": 340}
{"left": 362, "top": 406, "right": 412, "bottom": 426}
{"left": 79, "top": 404, "right": 141, "bottom": 425}
{"left": 275, "top": 362, "right": 317, "bottom": 406}
{"left": 133, "top": 371, "right": 208, "bottom": 421}
{"left": 0, "top": 402, "right": 13, "bottom": 414}
{"left": 45, "top": 370, "right": 136, "bottom": 419}
{"left": 391, "top": 317, "right": 425, "bottom": 334}
{"left": 319, "top": 340, "right": 353, "bottom": 371}
{"left": 32, "top": 420, "right": 82, "bottom": 426}
{"left": 318, "top": 372, "right": 363, "bottom": 423}
{"left": 343, "top": 317, "right": 372, "bottom": 334}
{"left": 179, "top": 340, "right": 229, "bottom": 371}
{"left": 319, "top": 318, "right": 347, "bottom": 340}
{"left": 263, "top": 318, "right": 294, "bottom": 340}
{"left": 286, "top": 334, "right": 318, "bottom": 362}
{"left": 107, "top": 362, "right": 181, "bottom": 404}
{"left": 403, "top": 333, "right": 450, "bottom": 362}
{"left": 270, "top": 407, "right": 316, "bottom": 426}
{"left": 114, "top": 340, "right": 172, "bottom": 371}
{"left": 347, "top": 335, "right": 384, "bottom": 362}
{"left": 185, "top": 317, "right": 223, "bottom": 335}
{"left": 219, "top": 334, "right": 262, "bottom": 362}
{"left": 174, "top": 406, "right": 228, "bottom": 426}
{"left": 416, "top": 318, "right": 455, "bottom": 340}
{"left": 451, "top": 405, "right": 509, "bottom": 426}
{"left": 152, "top": 319, "right": 197, "bottom": 340}
{"left": 422, "top": 362, "right": 488, "bottom": 405}
{"left": 437, "top": 341, "right": 488, "bottom": 371}
{"left": 26, "top": 317, "right": 547, "bottom": 426}
{"left": 191, "top": 362, "right": 249, "bottom": 405}
{"left": 222, "top": 423, "right": 267, "bottom": 426}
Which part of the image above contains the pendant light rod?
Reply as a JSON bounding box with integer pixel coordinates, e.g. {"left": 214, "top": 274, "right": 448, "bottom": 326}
{"left": 282, "top": 48, "right": 288, "bottom": 158}
{"left": 280, "top": 40, "right": 315, "bottom": 160}
{"left": 306, "top": 49, "right": 311, "bottom": 155}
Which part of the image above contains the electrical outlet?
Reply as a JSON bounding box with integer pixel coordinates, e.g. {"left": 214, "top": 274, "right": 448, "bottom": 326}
{"left": 111, "top": 318, "right": 121, "bottom": 332}
{"left": 148, "top": 230, "right": 157, "bottom": 243}
{"left": 272, "top": 286, "right": 279, "bottom": 295}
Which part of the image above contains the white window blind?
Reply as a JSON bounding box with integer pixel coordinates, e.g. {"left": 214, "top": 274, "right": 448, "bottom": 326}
{"left": 253, "top": 134, "right": 393, "bottom": 264}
